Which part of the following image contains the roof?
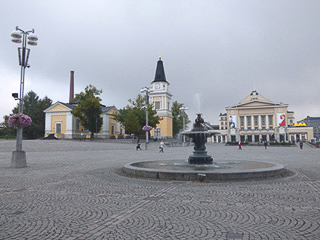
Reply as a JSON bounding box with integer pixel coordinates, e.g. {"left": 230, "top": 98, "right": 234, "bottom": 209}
{"left": 101, "top": 105, "right": 117, "bottom": 113}
{"left": 226, "top": 90, "right": 288, "bottom": 109}
{"left": 299, "top": 116, "right": 320, "bottom": 122}
{"left": 209, "top": 124, "right": 220, "bottom": 130}
{"left": 43, "top": 101, "right": 75, "bottom": 112}
{"left": 44, "top": 101, "right": 117, "bottom": 113}
{"left": 152, "top": 57, "right": 168, "bottom": 83}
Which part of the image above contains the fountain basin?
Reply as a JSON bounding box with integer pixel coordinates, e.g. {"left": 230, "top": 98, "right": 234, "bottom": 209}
{"left": 123, "top": 159, "right": 286, "bottom": 181}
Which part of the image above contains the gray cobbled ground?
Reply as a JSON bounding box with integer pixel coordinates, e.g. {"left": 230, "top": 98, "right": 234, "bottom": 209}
{"left": 0, "top": 139, "right": 319, "bottom": 240}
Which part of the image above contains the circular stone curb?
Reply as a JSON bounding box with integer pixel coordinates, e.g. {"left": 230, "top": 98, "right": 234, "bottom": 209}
{"left": 123, "top": 160, "right": 286, "bottom": 181}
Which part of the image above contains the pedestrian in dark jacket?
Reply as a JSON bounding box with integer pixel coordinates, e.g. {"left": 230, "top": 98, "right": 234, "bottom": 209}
{"left": 136, "top": 138, "right": 142, "bottom": 150}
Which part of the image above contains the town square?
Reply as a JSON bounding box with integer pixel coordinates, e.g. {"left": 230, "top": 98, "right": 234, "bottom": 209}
{"left": 0, "top": 139, "right": 319, "bottom": 239}
{"left": 1, "top": 1, "right": 320, "bottom": 239}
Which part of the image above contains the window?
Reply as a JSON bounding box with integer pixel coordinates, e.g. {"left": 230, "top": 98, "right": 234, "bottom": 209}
{"left": 254, "top": 116, "right": 258, "bottom": 127}
{"left": 155, "top": 101, "right": 161, "bottom": 110}
{"left": 247, "top": 116, "right": 251, "bottom": 127}
{"left": 261, "top": 116, "right": 265, "bottom": 125}
{"left": 56, "top": 122, "right": 62, "bottom": 134}
{"left": 240, "top": 116, "right": 244, "bottom": 128}
{"left": 155, "top": 128, "right": 161, "bottom": 137}
{"left": 268, "top": 115, "right": 273, "bottom": 127}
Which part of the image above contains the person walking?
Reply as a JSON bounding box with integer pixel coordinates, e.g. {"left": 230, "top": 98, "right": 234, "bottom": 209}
{"left": 238, "top": 141, "right": 242, "bottom": 150}
{"left": 264, "top": 140, "right": 268, "bottom": 149}
{"left": 159, "top": 141, "right": 165, "bottom": 153}
{"left": 300, "top": 141, "right": 303, "bottom": 150}
{"left": 136, "top": 138, "right": 142, "bottom": 150}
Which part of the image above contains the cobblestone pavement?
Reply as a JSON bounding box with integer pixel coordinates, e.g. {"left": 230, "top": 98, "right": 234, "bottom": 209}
{"left": 0, "top": 140, "right": 319, "bottom": 240}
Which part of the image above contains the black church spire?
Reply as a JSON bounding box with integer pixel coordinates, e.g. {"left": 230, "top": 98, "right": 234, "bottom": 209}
{"left": 152, "top": 57, "right": 168, "bottom": 83}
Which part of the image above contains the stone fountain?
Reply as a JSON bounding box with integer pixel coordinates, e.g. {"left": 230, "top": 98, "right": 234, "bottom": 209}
{"left": 123, "top": 114, "right": 287, "bottom": 181}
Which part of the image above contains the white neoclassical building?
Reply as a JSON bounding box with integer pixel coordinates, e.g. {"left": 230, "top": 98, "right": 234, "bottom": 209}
{"left": 209, "top": 91, "right": 313, "bottom": 143}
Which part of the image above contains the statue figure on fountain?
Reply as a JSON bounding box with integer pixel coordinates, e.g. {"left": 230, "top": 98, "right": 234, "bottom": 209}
{"left": 193, "top": 113, "right": 206, "bottom": 131}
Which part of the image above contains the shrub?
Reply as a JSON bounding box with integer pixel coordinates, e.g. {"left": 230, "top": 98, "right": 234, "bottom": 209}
{"left": 117, "top": 135, "right": 124, "bottom": 139}
{"left": 139, "top": 135, "right": 146, "bottom": 139}
{"left": 109, "top": 135, "right": 116, "bottom": 139}
{"left": 269, "top": 142, "right": 295, "bottom": 146}
{"left": 226, "top": 141, "right": 248, "bottom": 146}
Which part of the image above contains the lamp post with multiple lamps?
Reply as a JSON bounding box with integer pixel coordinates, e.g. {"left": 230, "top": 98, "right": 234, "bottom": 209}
{"left": 140, "top": 87, "right": 153, "bottom": 150}
{"left": 179, "top": 106, "right": 188, "bottom": 144}
{"left": 10, "top": 26, "right": 38, "bottom": 168}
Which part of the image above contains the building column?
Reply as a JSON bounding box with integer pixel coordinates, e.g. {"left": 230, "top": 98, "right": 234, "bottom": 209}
{"left": 45, "top": 113, "right": 52, "bottom": 136}
{"left": 252, "top": 134, "right": 255, "bottom": 143}
{"left": 251, "top": 115, "right": 254, "bottom": 130}
{"left": 244, "top": 116, "right": 248, "bottom": 130}
{"left": 267, "top": 135, "right": 270, "bottom": 142}
{"left": 276, "top": 128, "right": 280, "bottom": 142}
{"left": 258, "top": 115, "right": 262, "bottom": 129}
{"left": 116, "top": 122, "right": 121, "bottom": 135}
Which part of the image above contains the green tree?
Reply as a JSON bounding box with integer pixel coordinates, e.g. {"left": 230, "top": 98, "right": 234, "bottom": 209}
{"left": 0, "top": 115, "right": 14, "bottom": 138}
{"left": 171, "top": 101, "right": 190, "bottom": 137}
{"left": 23, "top": 92, "right": 52, "bottom": 139}
{"left": 112, "top": 94, "right": 160, "bottom": 136}
{"left": 4, "top": 91, "right": 53, "bottom": 139}
{"left": 72, "top": 85, "right": 103, "bottom": 139}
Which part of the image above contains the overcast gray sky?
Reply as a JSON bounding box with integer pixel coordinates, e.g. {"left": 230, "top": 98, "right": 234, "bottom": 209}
{"left": 1, "top": 0, "right": 320, "bottom": 126}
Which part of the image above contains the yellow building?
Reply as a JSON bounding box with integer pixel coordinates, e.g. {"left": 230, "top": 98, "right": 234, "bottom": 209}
{"left": 149, "top": 57, "right": 173, "bottom": 139}
{"left": 210, "top": 90, "right": 313, "bottom": 143}
{"left": 44, "top": 102, "right": 123, "bottom": 139}
{"left": 44, "top": 71, "right": 124, "bottom": 139}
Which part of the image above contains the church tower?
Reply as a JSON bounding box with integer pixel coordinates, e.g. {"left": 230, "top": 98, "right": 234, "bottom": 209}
{"left": 149, "top": 57, "right": 173, "bottom": 138}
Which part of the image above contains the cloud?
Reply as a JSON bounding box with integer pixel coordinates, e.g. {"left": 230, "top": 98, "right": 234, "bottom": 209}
{"left": 1, "top": 0, "right": 320, "bottom": 125}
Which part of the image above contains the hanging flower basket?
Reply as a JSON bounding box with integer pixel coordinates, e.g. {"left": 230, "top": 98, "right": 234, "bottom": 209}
{"left": 142, "top": 125, "right": 152, "bottom": 131}
{"left": 8, "top": 113, "right": 32, "bottom": 128}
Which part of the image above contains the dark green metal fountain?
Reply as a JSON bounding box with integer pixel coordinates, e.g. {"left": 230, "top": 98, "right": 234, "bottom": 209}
{"left": 182, "top": 114, "right": 214, "bottom": 164}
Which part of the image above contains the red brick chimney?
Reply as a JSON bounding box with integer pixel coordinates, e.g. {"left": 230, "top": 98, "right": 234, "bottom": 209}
{"left": 69, "top": 71, "right": 74, "bottom": 103}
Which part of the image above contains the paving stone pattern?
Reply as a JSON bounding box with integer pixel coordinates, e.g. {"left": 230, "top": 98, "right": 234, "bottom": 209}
{"left": 0, "top": 140, "right": 319, "bottom": 239}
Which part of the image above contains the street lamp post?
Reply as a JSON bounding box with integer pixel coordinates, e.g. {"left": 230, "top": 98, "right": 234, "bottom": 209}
{"left": 140, "top": 87, "right": 153, "bottom": 150}
{"left": 11, "top": 26, "right": 38, "bottom": 168}
{"left": 179, "top": 106, "right": 188, "bottom": 144}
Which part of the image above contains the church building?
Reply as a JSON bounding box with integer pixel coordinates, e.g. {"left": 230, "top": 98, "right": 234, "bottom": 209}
{"left": 148, "top": 57, "right": 173, "bottom": 139}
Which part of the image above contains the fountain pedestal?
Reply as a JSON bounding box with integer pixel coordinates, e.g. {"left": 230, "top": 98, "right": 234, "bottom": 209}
{"left": 189, "top": 150, "right": 213, "bottom": 164}
{"left": 183, "top": 114, "right": 214, "bottom": 165}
